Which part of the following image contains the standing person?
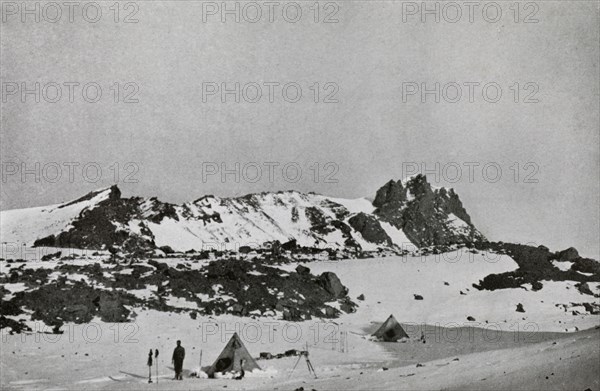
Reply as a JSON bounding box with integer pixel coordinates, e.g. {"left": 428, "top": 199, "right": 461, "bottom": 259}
{"left": 147, "top": 350, "right": 153, "bottom": 383}
{"left": 172, "top": 340, "right": 185, "bottom": 380}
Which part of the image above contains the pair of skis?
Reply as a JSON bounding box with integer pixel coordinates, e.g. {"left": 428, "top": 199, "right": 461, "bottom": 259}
{"left": 148, "top": 349, "right": 159, "bottom": 384}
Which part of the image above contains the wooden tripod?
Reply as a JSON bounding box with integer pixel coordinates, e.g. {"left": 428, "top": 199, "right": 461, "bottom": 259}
{"left": 288, "top": 346, "right": 317, "bottom": 379}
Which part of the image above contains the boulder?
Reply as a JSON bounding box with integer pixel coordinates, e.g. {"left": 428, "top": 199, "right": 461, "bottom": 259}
{"left": 516, "top": 303, "right": 525, "bottom": 313}
{"left": 295, "top": 265, "right": 311, "bottom": 275}
{"left": 556, "top": 247, "right": 579, "bottom": 262}
{"left": 572, "top": 258, "right": 600, "bottom": 274}
{"left": 317, "top": 272, "right": 348, "bottom": 298}
{"left": 537, "top": 245, "right": 550, "bottom": 253}
{"left": 41, "top": 251, "right": 62, "bottom": 261}
{"left": 582, "top": 303, "right": 600, "bottom": 314}
{"left": 259, "top": 352, "right": 272, "bottom": 360}
{"left": 148, "top": 260, "right": 169, "bottom": 272}
{"left": 159, "top": 245, "right": 175, "bottom": 254}
{"left": 282, "top": 308, "right": 301, "bottom": 321}
{"left": 340, "top": 300, "right": 356, "bottom": 313}
{"left": 231, "top": 303, "right": 244, "bottom": 315}
{"left": 282, "top": 239, "right": 298, "bottom": 251}
{"left": 239, "top": 246, "right": 252, "bottom": 254}
{"left": 575, "top": 282, "right": 593, "bottom": 296}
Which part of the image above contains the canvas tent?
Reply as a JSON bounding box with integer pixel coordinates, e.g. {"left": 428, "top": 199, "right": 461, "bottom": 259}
{"left": 372, "top": 314, "right": 409, "bottom": 342}
{"left": 206, "top": 333, "right": 261, "bottom": 378}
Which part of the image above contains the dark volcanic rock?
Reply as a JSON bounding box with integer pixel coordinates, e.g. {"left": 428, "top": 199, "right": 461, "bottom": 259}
{"left": 348, "top": 213, "right": 392, "bottom": 245}
{"left": 281, "top": 239, "right": 298, "bottom": 251}
{"left": 1, "top": 257, "right": 358, "bottom": 332}
{"left": 159, "top": 246, "right": 175, "bottom": 254}
{"left": 373, "top": 180, "right": 407, "bottom": 208}
{"left": 295, "top": 265, "right": 311, "bottom": 275}
{"left": 531, "top": 281, "right": 543, "bottom": 291}
{"left": 556, "top": 247, "right": 579, "bottom": 262}
{"left": 575, "top": 282, "right": 594, "bottom": 296}
{"left": 41, "top": 251, "right": 61, "bottom": 261}
{"left": 372, "top": 174, "right": 484, "bottom": 247}
{"left": 317, "top": 272, "right": 348, "bottom": 298}
{"left": 23, "top": 175, "right": 488, "bottom": 254}
{"left": 0, "top": 316, "right": 32, "bottom": 333}
{"left": 474, "top": 242, "right": 599, "bottom": 292}
{"left": 571, "top": 258, "right": 600, "bottom": 274}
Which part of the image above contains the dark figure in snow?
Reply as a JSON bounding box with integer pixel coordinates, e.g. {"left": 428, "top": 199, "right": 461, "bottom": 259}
{"left": 147, "top": 349, "right": 153, "bottom": 383}
{"left": 420, "top": 332, "right": 426, "bottom": 344}
{"left": 234, "top": 359, "right": 245, "bottom": 380}
{"left": 172, "top": 340, "right": 185, "bottom": 380}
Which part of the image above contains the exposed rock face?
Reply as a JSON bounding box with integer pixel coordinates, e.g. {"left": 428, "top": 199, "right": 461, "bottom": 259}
{"left": 373, "top": 175, "right": 484, "bottom": 247}
{"left": 373, "top": 180, "right": 407, "bottom": 208}
{"left": 4, "top": 175, "right": 485, "bottom": 253}
{"left": 34, "top": 196, "right": 159, "bottom": 252}
{"left": 348, "top": 213, "right": 392, "bottom": 245}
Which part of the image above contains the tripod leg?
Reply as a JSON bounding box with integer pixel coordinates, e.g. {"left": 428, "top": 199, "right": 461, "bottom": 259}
{"left": 305, "top": 357, "right": 317, "bottom": 379}
{"left": 287, "top": 355, "right": 303, "bottom": 380}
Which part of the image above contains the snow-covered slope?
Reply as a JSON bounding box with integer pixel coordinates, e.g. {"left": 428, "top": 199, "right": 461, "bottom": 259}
{"left": 0, "top": 187, "right": 116, "bottom": 246}
{"left": 0, "top": 175, "right": 483, "bottom": 253}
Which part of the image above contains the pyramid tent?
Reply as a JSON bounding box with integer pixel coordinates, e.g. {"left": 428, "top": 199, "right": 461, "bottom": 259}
{"left": 206, "top": 333, "right": 261, "bottom": 378}
{"left": 372, "top": 314, "right": 409, "bottom": 342}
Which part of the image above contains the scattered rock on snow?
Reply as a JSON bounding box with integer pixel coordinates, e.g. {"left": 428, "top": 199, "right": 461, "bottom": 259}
{"left": 295, "top": 265, "right": 310, "bottom": 275}
{"left": 575, "top": 282, "right": 594, "bottom": 296}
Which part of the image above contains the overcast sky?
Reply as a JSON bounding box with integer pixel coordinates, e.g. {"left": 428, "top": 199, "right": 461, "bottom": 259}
{"left": 1, "top": 1, "right": 598, "bottom": 258}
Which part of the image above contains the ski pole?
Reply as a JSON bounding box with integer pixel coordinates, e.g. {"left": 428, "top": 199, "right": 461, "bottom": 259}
{"left": 155, "top": 349, "right": 159, "bottom": 384}
{"left": 199, "top": 350, "right": 203, "bottom": 378}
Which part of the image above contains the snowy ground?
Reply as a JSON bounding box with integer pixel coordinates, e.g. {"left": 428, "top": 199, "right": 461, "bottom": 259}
{"left": 281, "top": 252, "right": 600, "bottom": 332}
{"left": 1, "top": 252, "right": 599, "bottom": 390}
{"left": 1, "top": 311, "right": 598, "bottom": 391}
